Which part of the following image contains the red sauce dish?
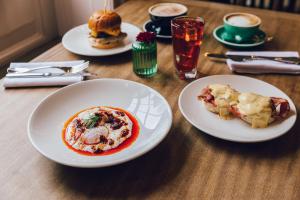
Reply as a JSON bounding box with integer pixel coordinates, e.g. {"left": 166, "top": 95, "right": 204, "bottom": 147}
{"left": 62, "top": 107, "right": 139, "bottom": 156}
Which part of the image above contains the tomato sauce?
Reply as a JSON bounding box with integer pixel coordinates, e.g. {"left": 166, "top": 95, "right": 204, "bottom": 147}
{"left": 62, "top": 106, "right": 140, "bottom": 156}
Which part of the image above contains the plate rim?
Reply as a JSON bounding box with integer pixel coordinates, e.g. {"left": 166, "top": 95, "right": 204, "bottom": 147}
{"left": 62, "top": 22, "right": 141, "bottom": 56}
{"left": 27, "top": 78, "right": 173, "bottom": 168}
{"left": 178, "top": 75, "right": 297, "bottom": 143}
{"left": 213, "top": 25, "right": 266, "bottom": 48}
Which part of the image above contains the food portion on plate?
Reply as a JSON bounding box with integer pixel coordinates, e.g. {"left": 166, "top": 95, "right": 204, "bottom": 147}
{"left": 88, "top": 10, "right": 127, "bottom": 49}
{"left": 62, "top": 106, "right": 139, "bottom": 156}
{"left": 198, "top": 84, "right": 290, "bottom": 128}
{"left": 198, "top": 84, "right": 240, "bottom": 120}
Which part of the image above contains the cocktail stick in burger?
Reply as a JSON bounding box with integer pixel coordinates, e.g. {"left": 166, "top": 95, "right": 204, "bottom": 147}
{"left": 88, "top": 10, "right": 127, "bottom": 49}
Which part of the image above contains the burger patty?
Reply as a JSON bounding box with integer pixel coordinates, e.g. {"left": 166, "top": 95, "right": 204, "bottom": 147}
{"left": 89, "top": 32, "right": 127, "bottom": 44}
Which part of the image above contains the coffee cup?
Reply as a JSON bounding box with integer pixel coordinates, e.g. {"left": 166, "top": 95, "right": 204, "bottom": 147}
{"left": 148, "top": 3, "right": 188, "bottom": 36}
{"left": 222, "top": 12, "right": 261, "bottom": 43}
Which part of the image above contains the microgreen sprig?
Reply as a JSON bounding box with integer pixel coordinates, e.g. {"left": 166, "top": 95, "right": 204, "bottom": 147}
{"left": 83, "top": 114, "right": 100, "bottom": 129}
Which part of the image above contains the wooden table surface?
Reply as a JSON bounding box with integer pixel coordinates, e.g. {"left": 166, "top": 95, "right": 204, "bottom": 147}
{"left": 1, "top": 0, "right": 300, "bottom": 199}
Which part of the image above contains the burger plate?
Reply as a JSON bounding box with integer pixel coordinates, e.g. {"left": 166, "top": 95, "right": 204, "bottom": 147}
{"left": 62, "top": 22, "right": 141, "bottom": 56}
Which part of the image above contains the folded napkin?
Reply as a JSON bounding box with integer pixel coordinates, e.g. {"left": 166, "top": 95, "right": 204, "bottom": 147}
{"left": 3, "top": 61, "right": 85, "bottom": 88}
{"left": 226, "top": 51, "right": 300, "bottom": 74}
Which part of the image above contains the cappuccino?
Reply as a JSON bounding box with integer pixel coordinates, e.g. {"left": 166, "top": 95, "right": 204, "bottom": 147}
{"left": 226, "top": 14, "right": 259, "bottom": 27}
{"left": 222, "top": 12, "right": 261, "bottom": 43}
{"left": 150, "top": 3, "right": 187, "bottom": 17}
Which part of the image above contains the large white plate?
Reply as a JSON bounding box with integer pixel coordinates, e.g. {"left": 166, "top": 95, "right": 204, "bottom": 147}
{"left": 28, "top": 79, "right": 172, "bottom": 168}
{"left": 62, "top": 23, "right": 141, "bottom": 56}
{"left": 178, "top": 75, "right": 297, "bottom": 142}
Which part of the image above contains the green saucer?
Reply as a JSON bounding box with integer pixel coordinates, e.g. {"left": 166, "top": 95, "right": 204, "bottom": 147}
{"left": 213, "top": 25, "right": 267, "bottom": 48}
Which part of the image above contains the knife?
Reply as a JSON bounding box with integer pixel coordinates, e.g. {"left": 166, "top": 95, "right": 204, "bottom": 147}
{"left": 6, "top": 72, "right": 93, "bottom": 78}
{"left": 205, "top": 53, "right": 300, "bottom": 65}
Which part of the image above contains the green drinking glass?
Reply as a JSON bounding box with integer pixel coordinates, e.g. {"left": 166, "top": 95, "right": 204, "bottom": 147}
{"left": 132, "top": 32, "right": 157, "bottom": 77}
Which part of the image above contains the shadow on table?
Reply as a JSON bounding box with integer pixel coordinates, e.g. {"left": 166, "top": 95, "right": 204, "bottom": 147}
{"left": 77, "top": 37, "right": 173, "bottom": 66}
{"left": 53, "top": 123, "right": 191, "bottom": 199}
{"left": 80, "top": 51, "right": 132, "bottom": 66}
{"left": 194, "top": 113, "right": 300, "bottom": 159}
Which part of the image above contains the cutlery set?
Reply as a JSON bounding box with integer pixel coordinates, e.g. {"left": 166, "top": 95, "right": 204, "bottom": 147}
{"left": 205, "top": 53, "right": 300, "bottom": 65}
{"left": 6, "top": 61, "right": 90, "bottom": 78}
{"left": 6, "top": 54, "right": 300, "bottom": 79}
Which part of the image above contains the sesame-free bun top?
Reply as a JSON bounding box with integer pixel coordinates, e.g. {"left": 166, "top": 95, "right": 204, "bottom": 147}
{"left": 88, "top": 10, "right": 121, "bottom": 36}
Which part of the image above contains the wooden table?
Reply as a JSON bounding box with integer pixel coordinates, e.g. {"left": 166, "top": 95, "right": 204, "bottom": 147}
{"left": 1, "top": 0, "right": 300, "bottom": 199}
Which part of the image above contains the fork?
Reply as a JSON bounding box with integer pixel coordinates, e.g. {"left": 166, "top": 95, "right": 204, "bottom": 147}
{"left": 7, "top": 61, "right": 89, "bottom": 73}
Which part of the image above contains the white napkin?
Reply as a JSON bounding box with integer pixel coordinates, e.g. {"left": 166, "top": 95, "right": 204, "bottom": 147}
{"left": 3, "top": 61, "right": 85, "bottom": 88}
{"left": 226, "top": 51, "right": 300, "bottom": 74}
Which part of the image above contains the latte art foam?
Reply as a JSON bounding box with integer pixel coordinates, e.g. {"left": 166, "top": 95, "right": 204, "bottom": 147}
{"left": 227, "top": 15, "right": 258, "bottom": 27}
{"left": 151, "top": 3, "right": 186, "bottom": 16}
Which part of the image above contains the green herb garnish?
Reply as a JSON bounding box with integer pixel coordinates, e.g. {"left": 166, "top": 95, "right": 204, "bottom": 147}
{"left": 83, "top": 114, "right": 100, "bottom": 129}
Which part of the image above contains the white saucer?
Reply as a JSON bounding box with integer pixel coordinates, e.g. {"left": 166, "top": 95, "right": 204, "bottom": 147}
{"left": 28, "top": 79, "right": 172, "bottom": 167}
{"left": 62, "top": 23, "right": 141, "bottom": 56}
{"left": 178, "top": 75, "right": 297, "bottom": 143}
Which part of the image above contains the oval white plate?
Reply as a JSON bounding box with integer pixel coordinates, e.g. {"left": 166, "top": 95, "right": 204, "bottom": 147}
{"left": 178, "top": 75, "right": 297, "bottom": 142}
{"left": 28, "top": 79, "right": 172, "bottom": 167}
{"left": 62, "top": 23, "right": 141, "bottom": 56}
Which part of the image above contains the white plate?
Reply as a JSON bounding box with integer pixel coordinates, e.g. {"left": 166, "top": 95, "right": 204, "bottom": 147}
{"left": 28, "top": 79, "right": 172, "bottom": 167}
{"left": 178, "top": 75, "right": 297, "bottom": 142}
{"left": 62, "top": 23, "right": 141, "bottom": 56}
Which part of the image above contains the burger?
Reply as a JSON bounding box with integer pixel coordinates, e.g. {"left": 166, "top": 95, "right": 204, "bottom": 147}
{"left": 88, "top": 10, "right": 127, "bottom": 49}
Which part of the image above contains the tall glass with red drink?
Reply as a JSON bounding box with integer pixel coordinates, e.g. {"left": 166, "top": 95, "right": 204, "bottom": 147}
{"left": 171, "top": 16, "right": 204, "bottom": 79}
